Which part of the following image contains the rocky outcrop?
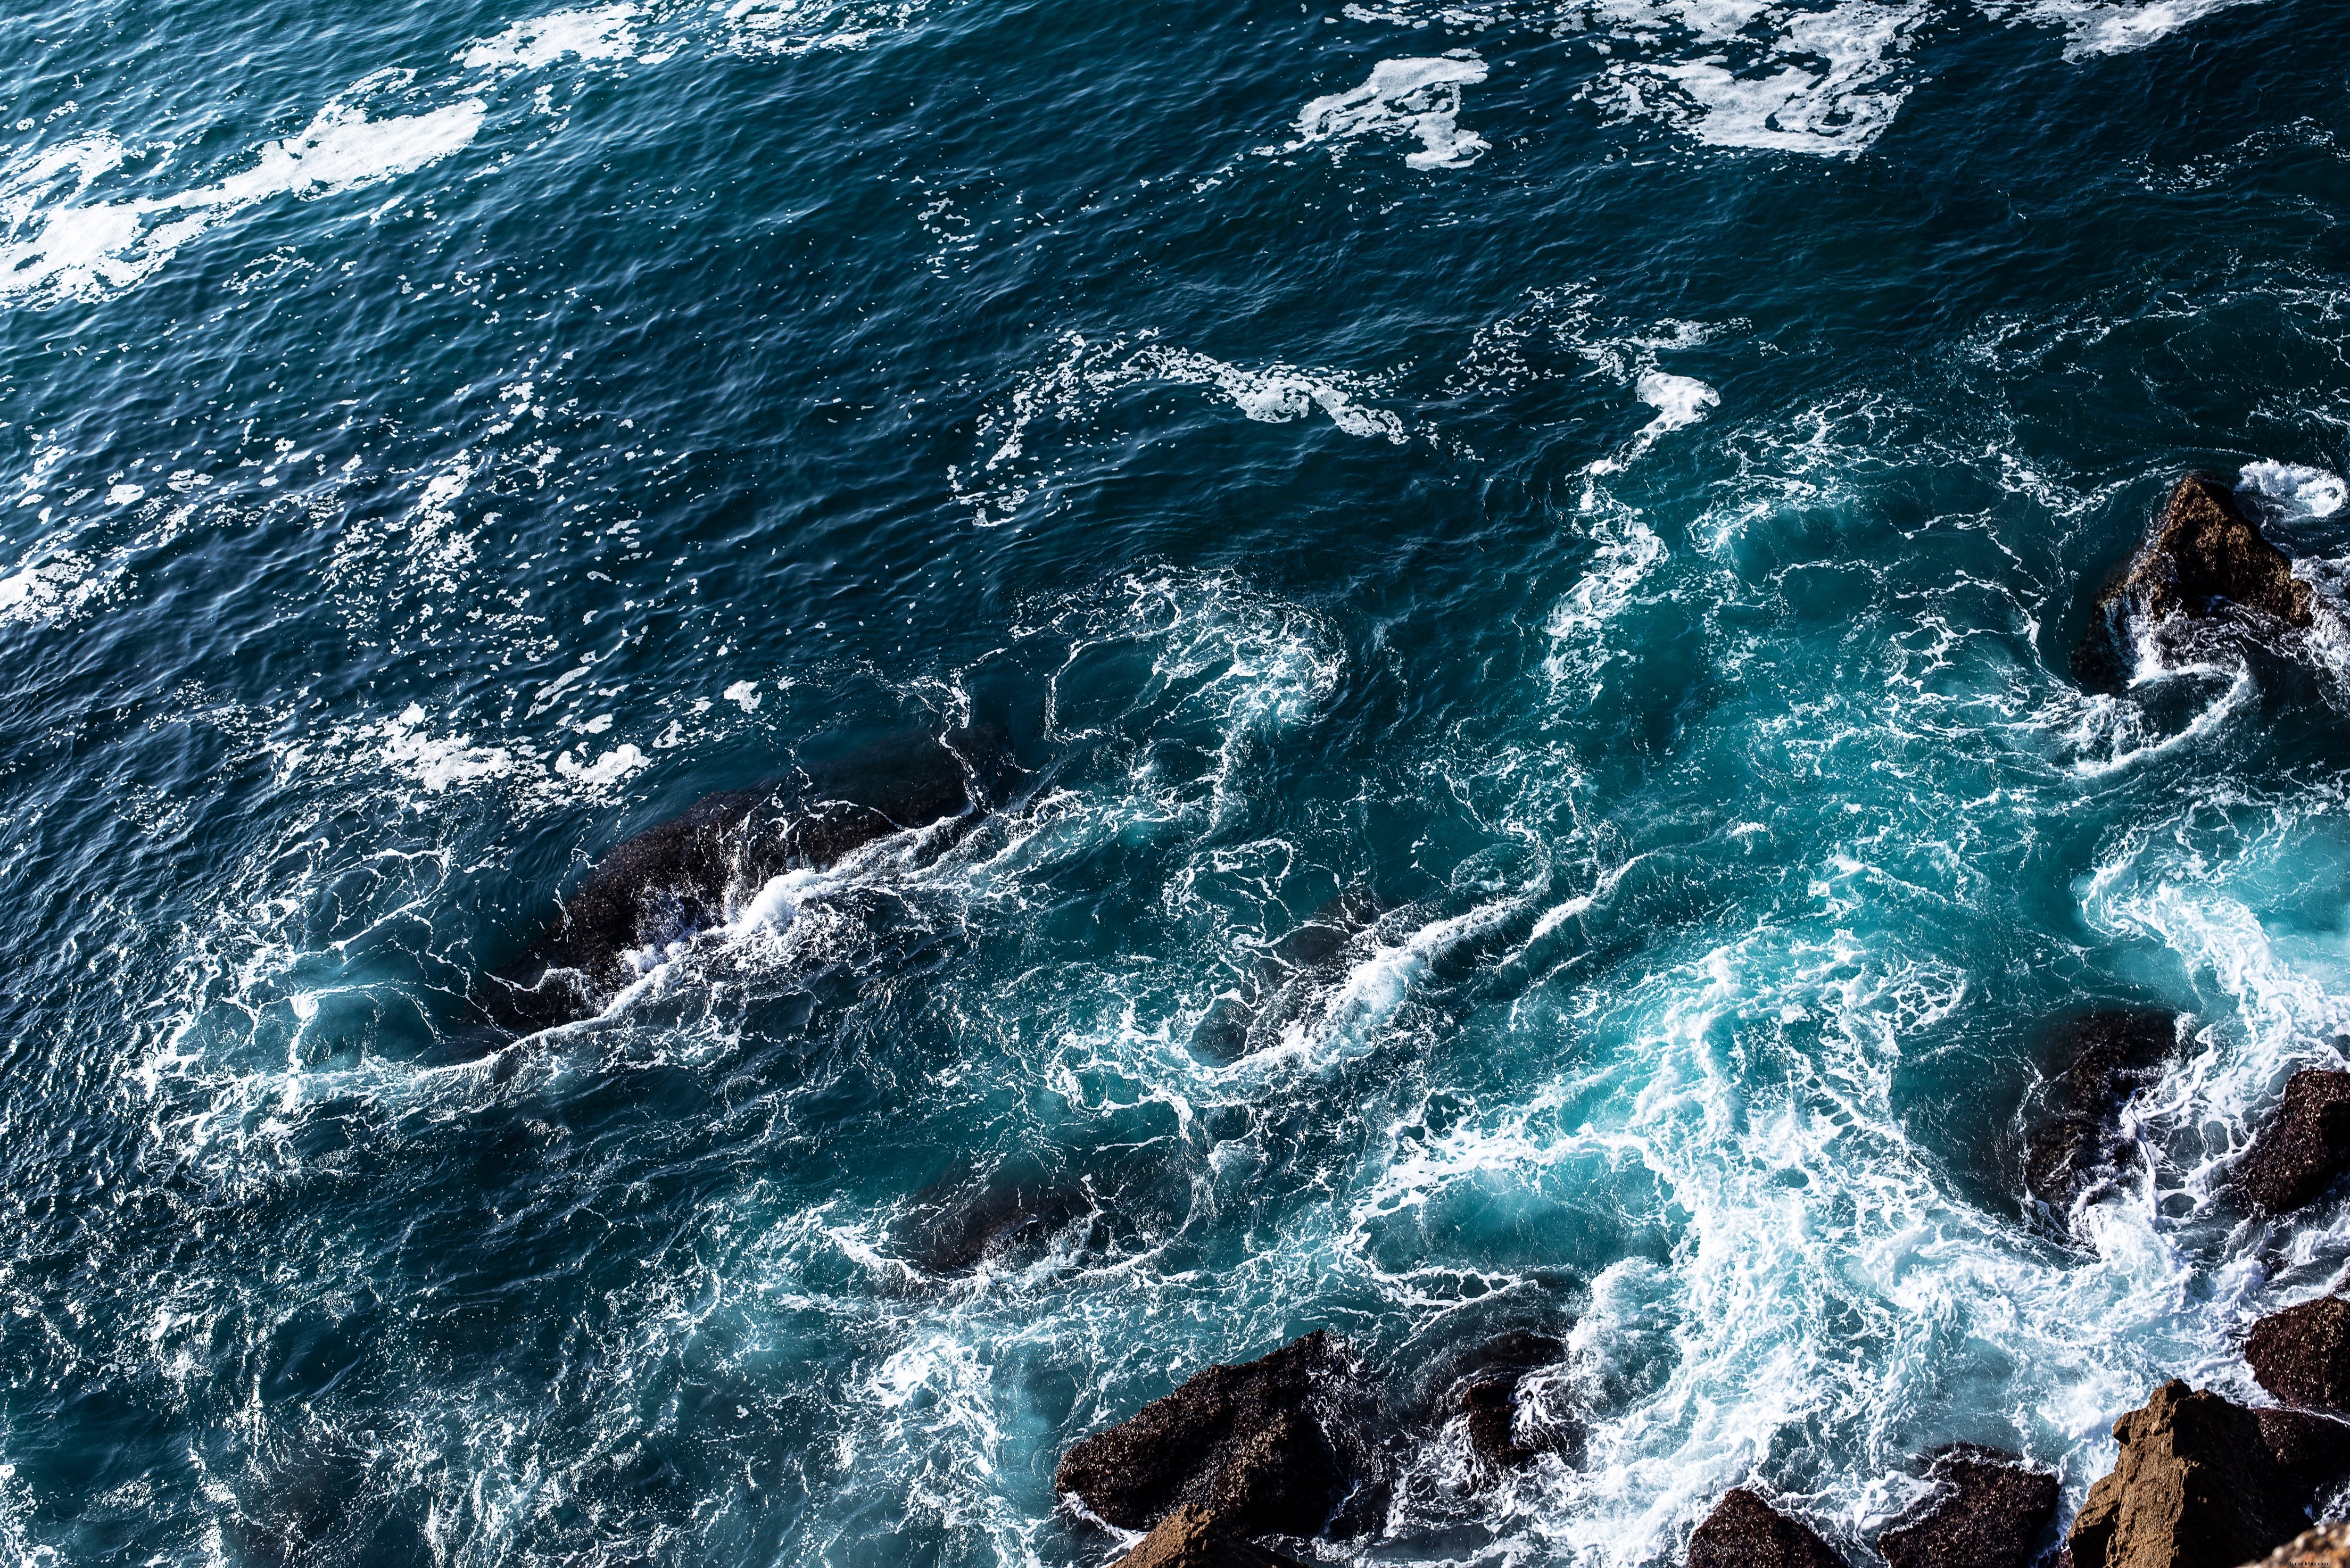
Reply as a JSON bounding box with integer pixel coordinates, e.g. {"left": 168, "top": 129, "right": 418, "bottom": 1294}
{"left": 2237, "top": 1072, "right": 2350, "bottom": 1216}
{"left": 1686, "top": 1488, "right": 1840, "bottom": 1568}
{"left": 1877, "top": 1445, "right": 2058, "bottom": 1568}
{"left": 2074, "top": 475, "right": 2313, "bottom": 687}
{"left": 1189, "top": 887, "right": 1386, "bottom": 1063}
{"left": 480, "top": 728, "right": 1008, "bottom": 1031}
{"left": 1056, "top": 1332, "right": 1377, "bottom": 1541}
{"left": 1112, "top": 1506, "right": 1312, "bottom": 1568}
{"left": 2022, "top": 1011, "right": 2178, "bottom": 1220}
{"left": 2247, "top": 1297, "right": 2350, "bottom": 1412}
{"left": 2063, "top": 1381, "right": 2350, "bottom": 1568}
{"left": 2245, "top": 1521, "right": 2350, "bottom": 1566}
{"left": 1444, "top": 1331, "right": 1577, "bottom": 1471}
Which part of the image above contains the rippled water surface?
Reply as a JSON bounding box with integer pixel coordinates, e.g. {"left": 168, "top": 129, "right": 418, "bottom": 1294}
{"left": 6, "top": 0, "right": 2350, "bottom": 1562}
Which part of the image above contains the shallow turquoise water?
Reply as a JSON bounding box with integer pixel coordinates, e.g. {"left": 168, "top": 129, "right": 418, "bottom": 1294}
{"left": 6, "top": 0, "right": 2350, "bottom": 1563}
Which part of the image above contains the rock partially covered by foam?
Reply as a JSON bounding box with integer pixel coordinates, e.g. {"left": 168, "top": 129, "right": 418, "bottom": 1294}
{"left": 1686, "top": 1489, "right": 1839, "bottom": 1568}
{"left": 2021, "top": 1010, "right": 2177, "bottom": 1221}
{"left": 2248, "top": 1297, "right": 2350, "bottom": 1413}
{"left": 1111, "top": 1506, "right": 1312, "bottom": 1568}
{"left": 2074, "top": 475, "right": 2313, "bottom": 687}
{"left": 1876, "top": 1445, "right": 2058, "bottom": 1568}
{"left": 1055, "top": 1332, "right": 1378, "bottom": 1540}
{"left": 2237, "top": 1071, "right": 2350, "bottom": 1216}
{"left": 2063, "top": 1381, "right": 2350, "bottom": 1568}
{"left": 1444, "top": 1331, "right": 1577, "bottom": 1472}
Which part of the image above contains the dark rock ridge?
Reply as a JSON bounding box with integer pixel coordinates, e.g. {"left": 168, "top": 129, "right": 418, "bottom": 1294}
{"left": 1686, "top": 1488, "right": 1839, "bottom": 1568}
{"left": 2022, "top": 1010, "right": 2179, "bottom": 1221}
{"left": 1444, "top": 1331, "right": 1579, "bottom": 1472}
{"left": 1111, "top": 1506, "right": 1312, "bottom": 1568}
{"left": 1876, "top": 1445, "right": 2057, "bottom": 1568}
{"left": 2073, "top": 474, "right": 2313, "bottom": 689}
{"left": 2063, "top": 1380, "right": 2350, "bottom": 1568}
{"left": 2237, "top": 1071, "right": 2350, "bottom": 1216}
{"left": 479, "top": 728, "right": 1011, "bottom": 1032}
{"left": 2248, "top": 1296, "right": 2350, "bottom": 1413}
{"left": 1189, "top": 887, "right": 1386, "bottom": 1063}
{"left": 1055, "top": 1332, "right": 1380, "bottom": 1541}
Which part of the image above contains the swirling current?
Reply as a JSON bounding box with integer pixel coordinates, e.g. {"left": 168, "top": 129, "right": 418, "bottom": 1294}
{"left": 5, "top": 0, "right": 2350, "bottom": 1563}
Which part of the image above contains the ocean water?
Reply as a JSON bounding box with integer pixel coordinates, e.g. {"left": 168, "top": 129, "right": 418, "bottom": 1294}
{"left": 5, "top": 0, "right": 2350, "bottom": 1563}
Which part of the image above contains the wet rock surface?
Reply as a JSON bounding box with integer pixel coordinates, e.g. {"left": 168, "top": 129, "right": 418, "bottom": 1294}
{"left": 1444, "top": 1331, "right": 1577, "bottom": 1471}
{"left": 2022, "top": 1010, "right": 2178, "bottom": 1220}
{"left": 1056, "top": 1332, "right": 1377, "bottom": 1540}
{"left": 1877, "top": 1445, "right": 2059, "bottom": 1568}
{"left": 2246, "top": 1522, "right": 2350, "bottom": 1566}
{"left": 2073, "top": 474, "right": 2313, "bottom": 687}
{"left": 1111, "top": 1505, "right": 1313, "bottom": 1568}
{"left": 2247, "top": 1296, "right": 2350, "bottom": 1413}
{"left": 2063, "top": 1380, "right": 2350, "bottom": 1568}
{"left": 1188, "top": 886, "right": 1386, "bottom": 1062}
{"left": 1686, "top": 1488, "right": 1840, "bottom": 1568}
{"left": 480, "top": 731, "right": 997, "bottom": 1031}
{"left": 2238, "top": 1071, "right": 2350, "bottom": 1216}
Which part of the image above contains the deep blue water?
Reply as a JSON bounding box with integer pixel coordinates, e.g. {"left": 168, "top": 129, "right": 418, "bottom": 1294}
{"left": 6, "top": 0, "right": 2350, "bottom": 1562}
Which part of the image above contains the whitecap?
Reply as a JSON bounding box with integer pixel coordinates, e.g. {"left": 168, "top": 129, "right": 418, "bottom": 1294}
{"left": 1279, "top": 53, "right": 1491, "bottom": 170}
{"left": 2239, "top": 459, "right": 2346, "bottom": 522}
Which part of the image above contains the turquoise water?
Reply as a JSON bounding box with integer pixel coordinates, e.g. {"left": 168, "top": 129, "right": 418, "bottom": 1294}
{"left": 5, "top": 0, "right": 2350, "bottom": 1562}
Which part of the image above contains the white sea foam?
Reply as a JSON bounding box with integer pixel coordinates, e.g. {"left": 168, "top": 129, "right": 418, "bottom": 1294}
{"left": 0, "top": 550, "right": 120, "bottom": 626}
{"left": 2004, "top": 0, "right": 2263, "bottom": 58}
{"left": 459, "top": 2, "right": 643, "bottom": 71}
{"left": 0, "top": 86, "right": 483, "bottom": 308}
{"left": 1277, "top": 53, "right": 1491, "bottom": 170}
{"left": 2240, "top": 459, "right": 2346, "bottom": 521}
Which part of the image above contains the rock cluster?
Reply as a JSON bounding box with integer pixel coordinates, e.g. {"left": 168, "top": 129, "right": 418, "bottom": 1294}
{"left": 1443, "top": 1331, "right": 1577, "bottom": 1472}
{"left": 1111, "top": 1506, "right": 1311, "bottom": 1568}
{"left": 2062, "top": 1380, "right": 2350, "bottom": 1568}
{"left": 2237, "top": 1071, "right": 2350, "bottom": 1216}
{"left": 2073, "top": 474, "right": 2312, "bottom": 687}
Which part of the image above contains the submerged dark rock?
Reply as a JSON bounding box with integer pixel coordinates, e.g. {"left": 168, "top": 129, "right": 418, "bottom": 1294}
{"left": 1112, "top": 1505, "right": 1312, "bottom": 1568}
{"left": 2073, "top": 474, "right": 2314, "bottom": 688}
{"left": 1055, "top": 1332, "right": 1376, "bottom": 1540}
{"left": 1876, "top": 1445, "right": 2057, "bottom": 1568}
{"left": 479, "top": 728, "right": 1009, "bottom": 1032}
{"left": 1686, "top": 1488, "right": 1839, "bottom": 1568}
{"left": 2237, "top": 1071, "right": 2350, "bottom": 1216}
{"left": 1189, "top": 887, "right": 1385, "bottom": 1063}
{"left": 2063, "top": 1380, "right": 2350, "bottom": 1568}
{"left": 2248, "top": 1297, "right": 2350, "bottom": 1413}
{"left": 2021, "top": 1010, "right": 2178, "bottom": 1221}
{"left": 1444, "top": 1331, "right": 1578, "bottom": 1472}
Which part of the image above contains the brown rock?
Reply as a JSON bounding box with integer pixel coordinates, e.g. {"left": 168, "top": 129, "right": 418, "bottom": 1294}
{"left": 1877, "top": 1446, "right": 2059, "bottom": 1568}
{"left": 1055, "top": 1332, "right": 1370, "bottom": 1540}
{"left": 2237, "top": 1072, "right": 2350, "bottom": 1216}
{"left": 2074, "top": 474, "right": 2313, "bottom": 686}
{"left": 2022, "top": 1011, "right": 2178, "bottom": 1219}
{"left": 2063, "top": 1381, "right": 2326, "bottom": 1568}
{"left": 2246, "top": 1297, "right": 2350, "bottom": 1412}
{"left": 2245, "top": 1521, "right": 2350, "bottom": 1565}
{"left": 1687, "top": 1488, "right": 1840, "bottom": 1568}
{"left": 1112, "top": 1505, "right": 1312, "bottom": 1568}
{"left": 1446, "top": 1331, "right": 1577, "bottom": 1471}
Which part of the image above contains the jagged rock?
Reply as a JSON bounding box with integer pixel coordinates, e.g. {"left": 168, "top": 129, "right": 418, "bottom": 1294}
{"left": 480, "top": 729, "right": 1007, "bottom": 1031}
{"left": 1056, "top": 1332, "right": 1376, "bottom": 1540}
{"left": 1877, "top": 1445, "right": 2058, "bottom": 1568}
{"left": 1686, "top": 1488, "right": 1840, "bottom": 1568}
{"left": 2245, "top": 1521, "right": 2350, "bottom": 1565}
{"left": 2022, "top": 1011, "right": 2179, "bottom": 1219}
{"left": 1446, "top": 1331, "right": 1577, "bottom": 1471}
{"left": 2238, "top": 1072, "right": 2350, "bottom": 1216}
{"left": 2247, "top": 1297, "right": 2350, "bottom": 1412}
{"left": 1190, "top": 887, "right": 1386, "bottom": 1062}
{"left": 2063, "top": 1380, "right": 2350, "bottom": 1568}
{"left": 1111, "top": 1505, "right": 1313, "bottom": 1568}
{"left": 2074, "top": 475, "right": 2313, "bottom": 687}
